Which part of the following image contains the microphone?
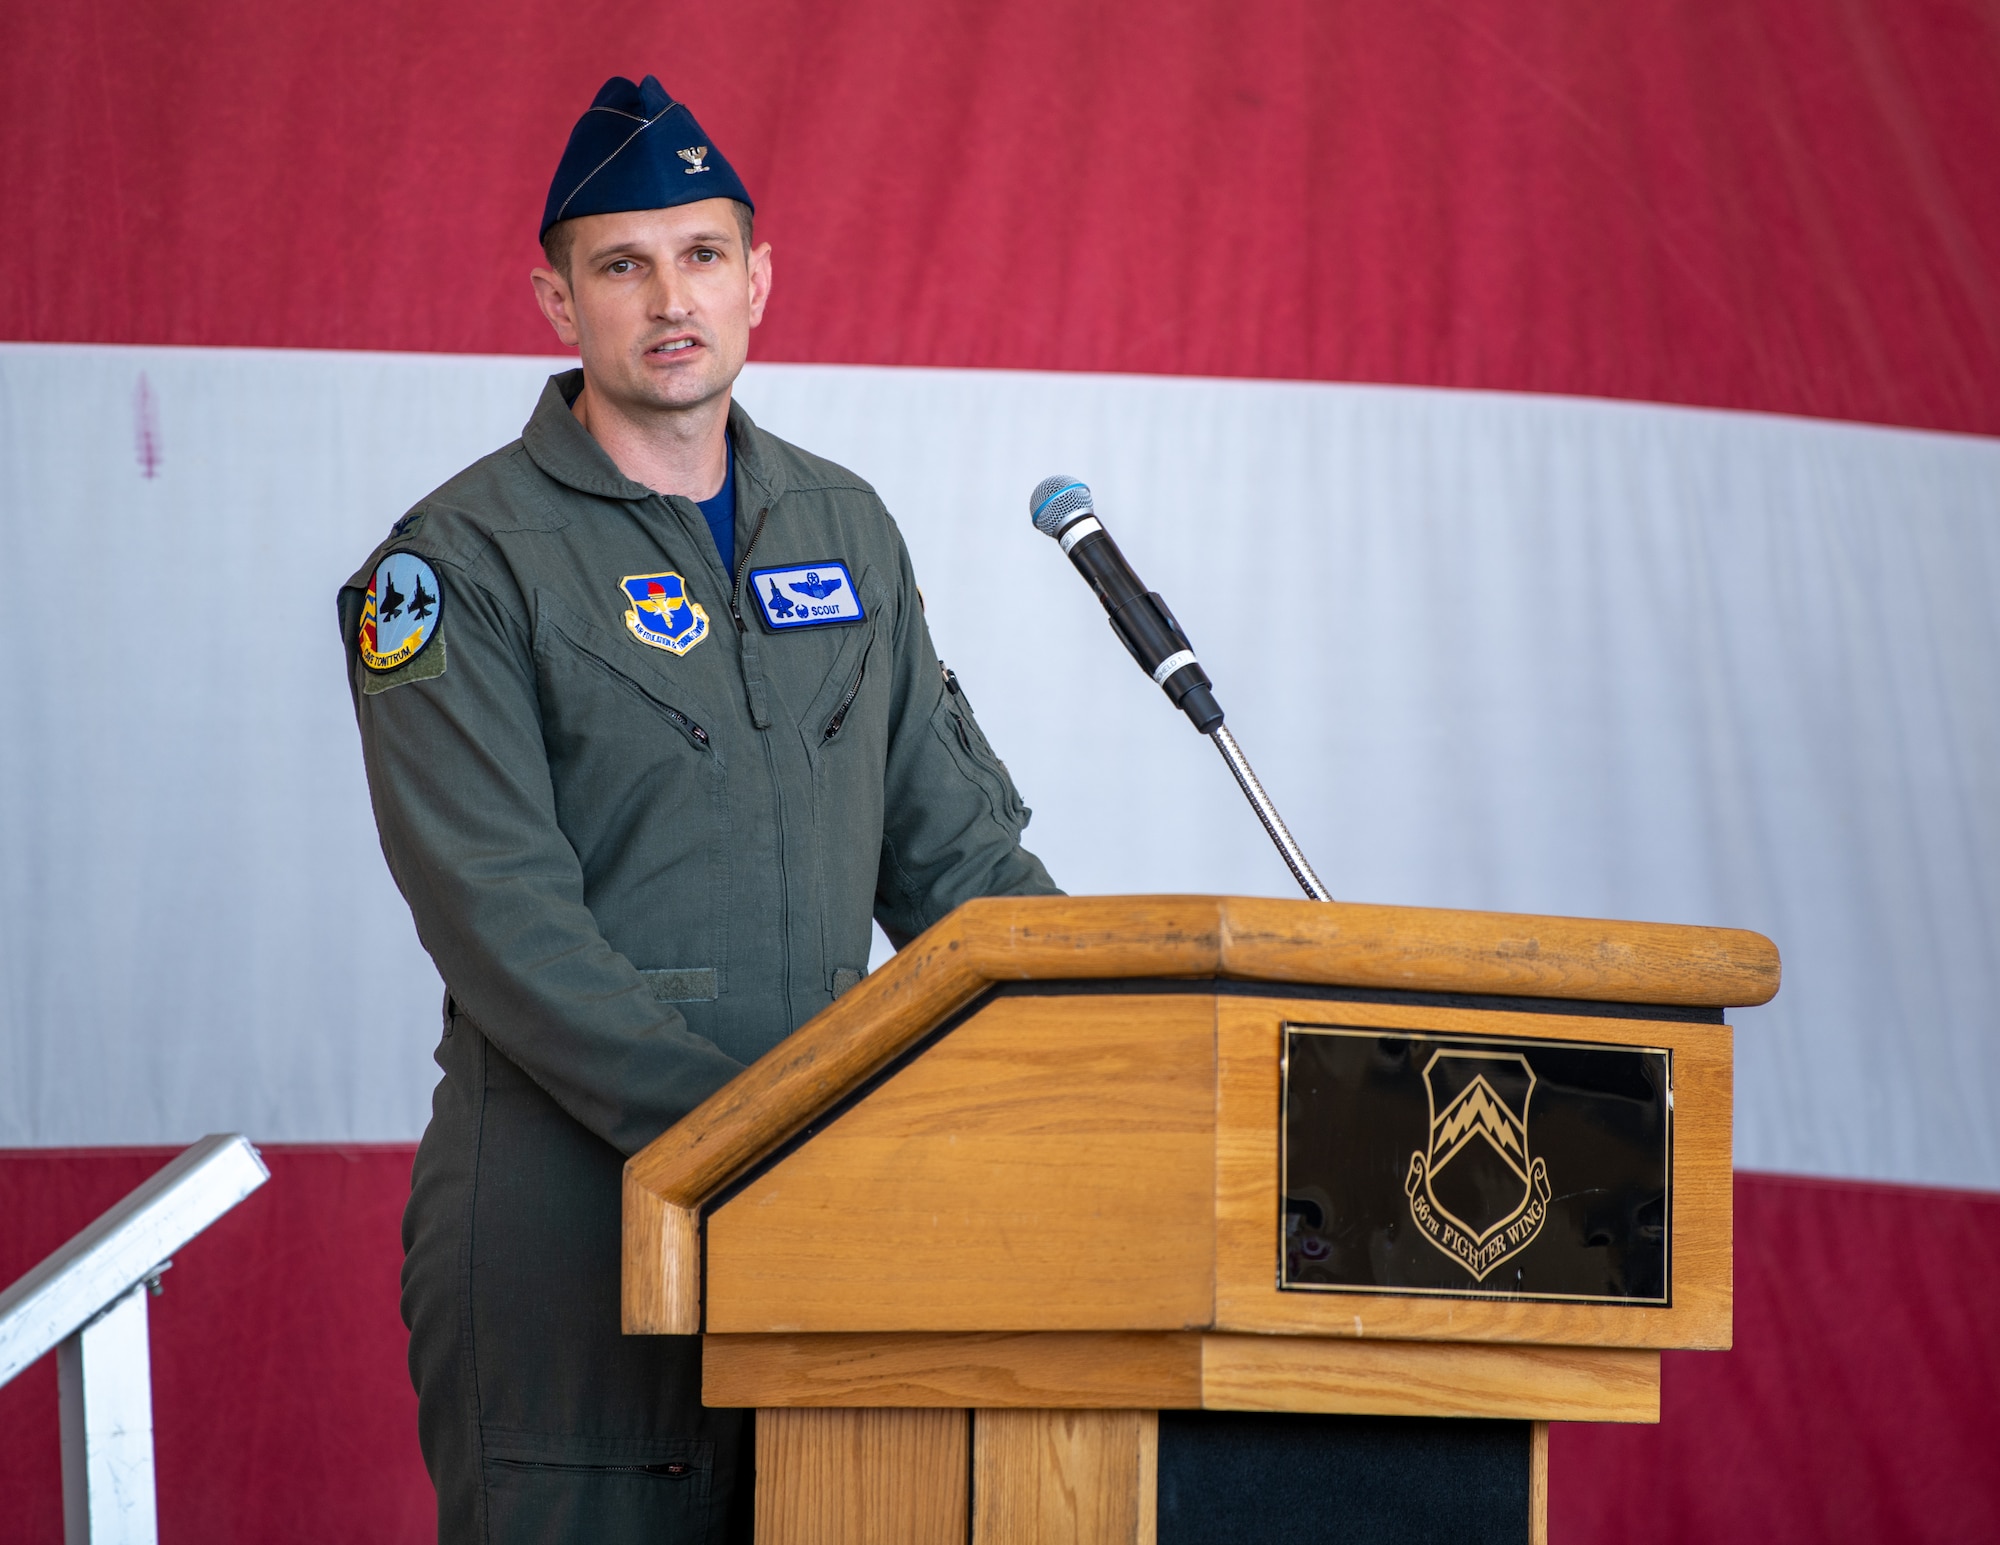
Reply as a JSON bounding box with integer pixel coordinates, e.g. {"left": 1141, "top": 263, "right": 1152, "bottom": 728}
{"left": 1028, "top": 475, "right": 1224, "bottom": 733}
{"left": 1028, "top": 474, "right": 1334, "bottom": 902}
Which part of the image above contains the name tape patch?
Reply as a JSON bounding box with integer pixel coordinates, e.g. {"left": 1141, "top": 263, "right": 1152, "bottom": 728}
{"left": 749, "top": 561, "right": 865, "bottom": 630}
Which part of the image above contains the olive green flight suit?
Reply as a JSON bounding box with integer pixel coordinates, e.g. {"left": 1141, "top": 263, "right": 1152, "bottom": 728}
{"left": 339, "top": 372, "right": 1058, "bottom": 1543}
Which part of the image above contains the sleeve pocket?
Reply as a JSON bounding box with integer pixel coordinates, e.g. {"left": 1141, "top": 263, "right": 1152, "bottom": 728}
{"left": 930, "top": 693, "right": 1030, "bottom": 829}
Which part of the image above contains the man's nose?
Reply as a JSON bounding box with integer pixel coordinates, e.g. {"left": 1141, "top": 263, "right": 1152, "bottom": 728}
{"left": 649, "top": 267, "right": 694, "bottom": 318}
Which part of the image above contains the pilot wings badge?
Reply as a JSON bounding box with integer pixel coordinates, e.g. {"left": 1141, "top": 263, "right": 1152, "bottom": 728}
{"left": 621, "top": 571, "right": 710, "bottom": 656}
{"left": 1404, "top": 1049, "right": 1552, "bottom": 1280}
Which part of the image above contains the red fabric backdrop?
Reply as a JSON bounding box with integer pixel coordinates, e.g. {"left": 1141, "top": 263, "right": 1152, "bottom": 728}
{"left": 4, "top": 0, "right": 1999, "bottom": 433}
{"left": 3, "top": 1157, "right": 1995, "bottom": 1544}
{"left": 0, "top": 1150, "right": 428, "bottom": 1544}
{"left": 1552, "top": 1175, "right": 2000, "bottom": 1542}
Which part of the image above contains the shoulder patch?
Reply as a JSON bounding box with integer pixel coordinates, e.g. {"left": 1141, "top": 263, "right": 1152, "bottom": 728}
{"left": 360, "top": 552, "right": 444, "bottom": 672}
{"left": 749, "top": 561, "right": 865, "bottom": 630}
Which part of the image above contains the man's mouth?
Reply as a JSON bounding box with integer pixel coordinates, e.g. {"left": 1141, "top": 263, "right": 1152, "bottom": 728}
{"left": 650, "top": 338, "right": 700, "bottom": 356}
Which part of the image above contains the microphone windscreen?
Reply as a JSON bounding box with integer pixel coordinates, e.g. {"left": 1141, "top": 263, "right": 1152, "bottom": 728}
{"left": 1029, "top": 475, "right": 1094, "bottom": 537}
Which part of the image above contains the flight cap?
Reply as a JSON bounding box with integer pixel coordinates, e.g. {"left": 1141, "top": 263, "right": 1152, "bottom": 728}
{"left": 541, "top": 75, "right": 753, "bottom": 240}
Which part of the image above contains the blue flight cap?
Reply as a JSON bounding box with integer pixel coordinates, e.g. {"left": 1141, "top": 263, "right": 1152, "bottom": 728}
{"left": 540, "top": 75, "right": 754, "bottom": 239}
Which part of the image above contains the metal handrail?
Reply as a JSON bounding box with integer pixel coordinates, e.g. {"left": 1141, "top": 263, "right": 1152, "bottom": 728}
{"left": 0, "top": 1134, "right": 269, "bottom": 1544}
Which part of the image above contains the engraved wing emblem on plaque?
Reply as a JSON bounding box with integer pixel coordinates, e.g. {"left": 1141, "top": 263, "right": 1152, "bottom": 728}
{"left": 1404, "top": 1050, "right": 1552, "bottom": 1280}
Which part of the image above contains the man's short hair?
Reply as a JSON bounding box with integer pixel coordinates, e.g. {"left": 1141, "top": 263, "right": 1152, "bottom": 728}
{"left": 541, "top": 200, "right": 755, "bottom": 279}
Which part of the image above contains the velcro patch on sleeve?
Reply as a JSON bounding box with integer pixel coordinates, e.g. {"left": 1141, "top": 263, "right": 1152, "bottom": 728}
{"left": 748, "top": 561, "right": 865, "bottom": 630}
{"left": 360, "top": 636, "right": 446, "bottom": 695}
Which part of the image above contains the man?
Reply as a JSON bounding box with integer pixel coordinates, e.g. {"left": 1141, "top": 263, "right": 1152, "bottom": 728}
{"left": 339, "top": 75, "right": 1057, "bottom": 1543}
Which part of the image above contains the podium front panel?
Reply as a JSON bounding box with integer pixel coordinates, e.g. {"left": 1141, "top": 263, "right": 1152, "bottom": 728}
{"left": 705, "top": 992, "right": 1219, "bottom": 1334}
{"left": 699, "top": 982, "right": 1731, "bottom": 1351}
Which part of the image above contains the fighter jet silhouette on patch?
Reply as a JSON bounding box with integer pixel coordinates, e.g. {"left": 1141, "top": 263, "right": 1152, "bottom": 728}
{"left": 764, "top": 579, "right": 796, "bottom": 619}
{"left": 789, "top": 571, "right": 844, "bottom": 601}
{"left": 408, "top": 572, "right": 437, "bottom": 622}
{"left": 378, "top": 567, "right": 408, "bottom": 623}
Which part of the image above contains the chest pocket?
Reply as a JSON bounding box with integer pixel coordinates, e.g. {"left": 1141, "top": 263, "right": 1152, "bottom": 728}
{"left": 528, "top": 590, "right": 730, "bottom": 972}
{"left": 769, "top": 566, "right": 889, "bottom": 752}
{"left": 533, "top": 591, "right": 718, "bottom": 758}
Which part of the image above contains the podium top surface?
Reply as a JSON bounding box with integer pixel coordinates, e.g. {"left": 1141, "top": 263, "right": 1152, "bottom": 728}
{"left": 627, "top": 895, "right": 1776, "bottom": 1214}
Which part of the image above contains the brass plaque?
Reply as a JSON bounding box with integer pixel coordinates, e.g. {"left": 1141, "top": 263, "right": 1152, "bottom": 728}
{"left": 1281, "top": 1024, "right": 1671, "bottom": 1305}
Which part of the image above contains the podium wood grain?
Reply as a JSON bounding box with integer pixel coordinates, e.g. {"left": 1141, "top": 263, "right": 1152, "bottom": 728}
{"left": 973, "top": 1409, "right": 1157, "bottom": 1545}
{"left": 705, "top": 1332, "right": 1661, "bottom": 1423}
{"left": 707, "top": 1332, "right": 1203, "bottom": 1410}
{"left": 706, "top": 994, "right": 1217, "bottom": 1334}
{"left": 754, "top": 1407, "right": 967, "bottom": 1545}
{"left": 1530, "top": 1421, "right": 1550, "bottom": 1545}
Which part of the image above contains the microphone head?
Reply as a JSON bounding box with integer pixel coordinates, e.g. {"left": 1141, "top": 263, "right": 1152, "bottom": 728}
{"left": 1029, "top": 475, "right": 1094, "bottom": 538}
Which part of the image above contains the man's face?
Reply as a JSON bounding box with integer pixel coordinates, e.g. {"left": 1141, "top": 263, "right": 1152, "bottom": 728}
{"left": 531, "top": 200, "right": 772, "bottom": 417}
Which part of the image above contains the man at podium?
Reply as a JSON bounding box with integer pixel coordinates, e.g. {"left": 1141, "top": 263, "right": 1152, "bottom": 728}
{"left": 338, "top": 74, "right": 1058, "bottom": 1544}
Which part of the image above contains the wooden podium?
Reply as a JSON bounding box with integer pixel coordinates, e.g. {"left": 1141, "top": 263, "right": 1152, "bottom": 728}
{"left": 623, "top": 896, "right": 1778, "bottom": 1544}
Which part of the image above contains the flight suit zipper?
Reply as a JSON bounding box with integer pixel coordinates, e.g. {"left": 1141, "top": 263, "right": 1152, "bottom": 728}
{"left": 726, "top": 504, "right": 774, "bottom": 729}
{"left": 729, "top": 507, "right": 771, "bottom": 632}
{"left": 727, "top": 500, "right": 793, "bottom": 1019}
{"left": 939, "top": 666, "right": 1025, "bottom": 822}
{"left": 661, "top": 705, "right": 710, "bottom": 750}
{"left": 822, "top": 636, "right": 875, "bottom": 743}
{"left": 488, "top": 1458, "right": 695, "bottom": 1478}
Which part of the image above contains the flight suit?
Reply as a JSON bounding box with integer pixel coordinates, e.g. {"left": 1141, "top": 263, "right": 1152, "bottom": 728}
{"left": 339, "top": 371, "right": 1058, "bottom": 1543}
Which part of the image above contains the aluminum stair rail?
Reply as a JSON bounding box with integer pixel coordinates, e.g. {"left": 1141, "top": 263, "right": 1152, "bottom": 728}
{"left": 0, "top": 1134, "right": 269, "bottom": 1545}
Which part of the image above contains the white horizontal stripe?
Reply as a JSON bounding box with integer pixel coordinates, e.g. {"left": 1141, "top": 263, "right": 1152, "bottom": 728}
{"left": 2, "top": 344, "right": 1997, "bottom": 1193}
{"left": 1150, "top": 649, "right": 1198, "bottom": 684}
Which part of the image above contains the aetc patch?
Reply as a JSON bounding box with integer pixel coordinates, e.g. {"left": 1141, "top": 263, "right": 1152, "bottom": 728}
{"left": 359, "top": 552, "right": 443, "bottom": 672}
{"left": 621, "top": 571, "right": 710, "bottom": 655}
{"left": 749, "top": 561, "right": 865, "bottom": 630}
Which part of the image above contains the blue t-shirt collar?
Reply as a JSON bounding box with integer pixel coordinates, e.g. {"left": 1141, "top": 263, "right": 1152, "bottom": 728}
{"left": 695, "top": 443, "right": 736, "bottom": 575}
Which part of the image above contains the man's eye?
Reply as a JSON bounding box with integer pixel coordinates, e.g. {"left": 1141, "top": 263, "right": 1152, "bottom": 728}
{"left": 692, "top": 249, "right": 718, "bottom": 263}
{"left": 608, "top": 260, "right": 635, "bottom": 274}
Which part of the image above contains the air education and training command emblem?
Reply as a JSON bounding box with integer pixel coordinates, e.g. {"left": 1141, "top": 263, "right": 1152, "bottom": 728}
{"left": 359, "top": 552, "right": 443, "bottom": 672}
{"left": 1404, "top": 1049, "right": 1552, "bottom": 1280}
{"left": 621, "top": 571, "right": 710, "bottom": 656}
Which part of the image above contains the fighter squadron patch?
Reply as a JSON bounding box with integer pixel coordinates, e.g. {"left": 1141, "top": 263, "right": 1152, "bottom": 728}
{"left": 359, "top": 552, "right": 443, "bottom": 672}
{"left": 749, "top": 561, "right": 865, "bottom": 630}
{"left": 621, "top": 570, "right": 710, "bottom": 655}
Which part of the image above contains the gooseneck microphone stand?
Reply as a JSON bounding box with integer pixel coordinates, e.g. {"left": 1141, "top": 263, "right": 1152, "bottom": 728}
{"left": 1029, "top": 475, "right": 1334, "bottom": 903}
{"left": 1206, "top": 724, "right": 1332, "bottom": 901}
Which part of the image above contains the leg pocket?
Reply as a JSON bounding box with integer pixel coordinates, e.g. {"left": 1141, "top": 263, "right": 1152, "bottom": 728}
{"left": 483, "top": 1449, "right": 714, "bottom": 1543}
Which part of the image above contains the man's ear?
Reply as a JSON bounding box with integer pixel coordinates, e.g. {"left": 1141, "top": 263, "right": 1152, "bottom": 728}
{"left": 746, "top": 242, "right": 774, "bottom": 329}
{"left": 531, "top": 266, "right": 582, "bottom": 348}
